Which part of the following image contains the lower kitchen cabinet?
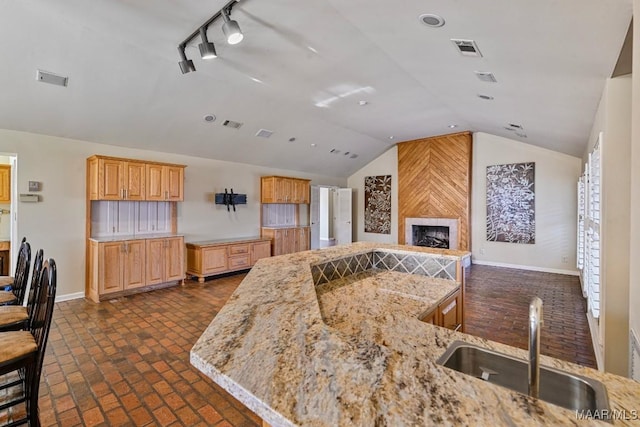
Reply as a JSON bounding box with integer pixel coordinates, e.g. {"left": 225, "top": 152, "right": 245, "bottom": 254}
{"left": 87, "top": 236, "right": 184, "bottom": 302}
{"left": 186, "top": 237, "right": 272, "bottom": 283}
{"left": 420, "top": 287, "right": 463, "bottom": 332}
{"left": 261, "top": 227, "right": 310, "bottom": 256}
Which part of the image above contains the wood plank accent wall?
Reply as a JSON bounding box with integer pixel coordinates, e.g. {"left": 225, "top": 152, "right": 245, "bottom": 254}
{"left": 398, "top": 132, "right": 472, "bottom": 250}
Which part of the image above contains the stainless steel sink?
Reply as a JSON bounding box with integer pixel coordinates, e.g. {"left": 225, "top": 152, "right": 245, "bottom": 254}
{"left": 437, "top": 341, "right": 610, "bottom": 419}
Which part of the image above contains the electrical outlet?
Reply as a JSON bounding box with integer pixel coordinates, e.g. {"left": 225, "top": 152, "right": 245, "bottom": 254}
{"left": 562, "top": 256, "right": 568, "bottom": 264}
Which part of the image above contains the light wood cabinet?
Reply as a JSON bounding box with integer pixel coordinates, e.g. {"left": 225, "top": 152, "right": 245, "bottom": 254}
{"left": 146, "top": 237, "right": 185, "bottom": 286}
{"left": 261, "top": 176, "right": 310, "bottom": 204}
{"left": 0, "top": 165, "right": 11, "bottom": 203}
{"left": 262, "top": 227, "right": 309, "bottom": 256}
{"left": 92, "top": 239, "right": 146, "bottom": 295}
{"left": 146, "top": 164, "right": 184, "bottom": 201}
{"left": 420, "top": 287, "right": 463, "bottom": 332}
{"left": 87, "top": 155, "right": 184, "bottom": 201}
{"left": 186, "top": 238, "right": 271, "bottom": 283}
{"left": 296, "top": 227, "right": 310, "bottom": 252}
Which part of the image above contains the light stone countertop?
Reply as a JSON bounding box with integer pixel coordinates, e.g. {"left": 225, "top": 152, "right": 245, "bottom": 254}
{"left": 191, "top": 242, "right": 640, "bottom": 426}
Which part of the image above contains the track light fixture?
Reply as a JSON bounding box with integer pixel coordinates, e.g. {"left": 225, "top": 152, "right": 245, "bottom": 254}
{"left": 198, "top": 27, "right": 217, "bottom": 59}
{"left": 178, "top": 46, "right": 196, "bottom": 74}
{"left": 176, "top": 0, "right": 244, "bottom": 74}
{"left": 221, "top": 9, "right": 243, "bottom": 45}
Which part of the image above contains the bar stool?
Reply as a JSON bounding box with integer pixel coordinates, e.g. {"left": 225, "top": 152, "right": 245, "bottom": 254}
{"left": 0, "top": 258, "right": 57, "bottom": 427}
{"left": 0, "top": 238, "right": 26, "bottom": 287}
{"left": 0, "top": 239, "right": 30, "bottom": 306}
{"left": 0, "top": 249, "right": 44, "bottom": 332}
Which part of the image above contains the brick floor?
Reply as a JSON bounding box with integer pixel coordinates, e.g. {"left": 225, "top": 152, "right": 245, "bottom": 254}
{"left": 465, "top": 264, "right": 597, "bottom": 368}
{"left": 0, "top": 264, "right": 595, "bottom": 426}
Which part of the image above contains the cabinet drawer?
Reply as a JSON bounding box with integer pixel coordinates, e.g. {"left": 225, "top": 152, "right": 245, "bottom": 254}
{"left": 228, "top": 255, "right": 250, "bottom": 270}
{"left": 228, "top": 244, "right": 249, "bottom": 255}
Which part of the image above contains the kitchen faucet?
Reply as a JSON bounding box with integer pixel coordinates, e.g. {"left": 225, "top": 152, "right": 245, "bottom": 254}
{"left": 528, "top": 297, "right": 543, "bottom": 399}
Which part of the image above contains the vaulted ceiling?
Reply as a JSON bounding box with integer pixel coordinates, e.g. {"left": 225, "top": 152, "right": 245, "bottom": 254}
{"left": 0, "top": 0, "right": 632, "bottom": 177}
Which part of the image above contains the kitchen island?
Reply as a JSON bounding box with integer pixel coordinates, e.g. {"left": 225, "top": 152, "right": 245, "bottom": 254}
{"left": 191, "top": 242, "right": 640, "bottom": 426}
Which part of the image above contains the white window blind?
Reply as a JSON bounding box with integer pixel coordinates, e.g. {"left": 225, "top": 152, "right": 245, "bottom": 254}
{"left": 578, "top": 135, "right": 601, "bottom": 319}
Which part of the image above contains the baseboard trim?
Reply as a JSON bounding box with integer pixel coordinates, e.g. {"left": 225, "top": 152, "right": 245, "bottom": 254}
{"left": 56, "top": 292, "right": 85, "bottom": 303}
{"left": 471, "top": 260, "right": 579, "bottom": 276}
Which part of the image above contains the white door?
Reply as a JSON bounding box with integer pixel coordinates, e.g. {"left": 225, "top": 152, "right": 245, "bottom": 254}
{"left": 310, "top": 186, "right": 320, "bottom": 250}
{"left": 333, "top": 188, "right": 352, "bottom": 245}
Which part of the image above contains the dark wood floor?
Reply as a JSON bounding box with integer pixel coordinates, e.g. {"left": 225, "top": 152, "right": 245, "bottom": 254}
{"left": 1, "top": 264, "right": 595, "bottom": 426}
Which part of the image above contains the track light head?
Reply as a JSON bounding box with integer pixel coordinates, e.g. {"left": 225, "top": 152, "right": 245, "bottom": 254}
{"left": 178, "top": 46, "right": 196, "bottom": 74}
{"left": 221, "top": 9, "right": 243, "bottom": 45}
{"left": 198, "top": 27, "right": 217, "bottom": 59}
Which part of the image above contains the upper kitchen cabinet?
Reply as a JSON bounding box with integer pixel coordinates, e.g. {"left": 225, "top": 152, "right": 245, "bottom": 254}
{"left": 87, "top": 155, "right": 185, "bottom": 201}
{"left": 146, "top": 164, "right": 184, "bottom": 201}
{"left": 0, "top": 165, "right": 10, "bottom": 203}
{"left": 261, "top": 176, "right": 310, "bottom": 203}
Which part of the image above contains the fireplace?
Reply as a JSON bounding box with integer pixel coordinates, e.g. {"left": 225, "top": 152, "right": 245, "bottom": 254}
{"left": 412, "top": 225, "right": 450, "bottom": 249}
{"left": 405, "top": 217, "right": 459, "bottom": 250}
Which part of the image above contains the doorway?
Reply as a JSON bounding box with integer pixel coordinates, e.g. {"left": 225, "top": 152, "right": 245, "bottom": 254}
{"left": 310, "top": 186, "right": 353, "bottom": 250}
{"left": 0, "top": 154, "right": 17, "bottom": 276}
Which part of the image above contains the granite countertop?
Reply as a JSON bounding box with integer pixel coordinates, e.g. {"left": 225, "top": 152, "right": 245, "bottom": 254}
{"left": 191, "top": 242, "right": 640, "bottom": 426}
{"left": 185, "top": 236, "right": 270, "bottom": 247}
{"left": 89, "top": 233, "right": 183, "bottom": 242}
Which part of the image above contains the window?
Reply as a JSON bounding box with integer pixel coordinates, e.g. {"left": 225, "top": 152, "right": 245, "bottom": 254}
{"left": 578, "top": 133, "right": 601, "bottom": 319}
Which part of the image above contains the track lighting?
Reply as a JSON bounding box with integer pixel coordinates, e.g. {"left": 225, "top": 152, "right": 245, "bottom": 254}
{"left": 177, "top": 46, "right": 195, "bottom": 74}
{"left": 176, "top": 0, "right": 244, "bottom": 74}
{"left": 221, "top": 9, "right": 243, "bottom": 45}
{"left": 198, "top": 27, "right": 217, "bottom": 59}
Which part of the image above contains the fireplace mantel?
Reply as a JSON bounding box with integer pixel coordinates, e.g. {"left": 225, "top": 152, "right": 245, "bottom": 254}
{"left": 405, "top": 217, "right": 460, "bottom": 250}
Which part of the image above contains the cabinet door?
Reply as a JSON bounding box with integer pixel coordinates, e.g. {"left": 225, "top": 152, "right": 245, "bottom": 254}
{"left": 165, "top": 237, "right": 184, "bottom": 281}
{"left": 146, "top": 238, "right": 165, "bottom": 286}
{"left": 438, "top": 289, "right": 462, "bottom": 331}
{"left": 283, "top": 228, "right": 297, "bottom": 254}
{"left": 99, "top": 159, "right": 124, "bottom": 200}
{"left": 124, "top": 240, "right": 146, "bottom": 289}
{"left": 297, "top": 227, "right": 310, "bottom": 252}
{"left": 420, "top": 309, "right": 437, "bottom": 325}
{"left": 251, "top": 241, "right": 271, "bottom": 265}
{"left": 124, "top": 162, "right": 146, "bottom": 200}
{"left": 274, "top": 178, "right": 291, "bottom": 203}
{"left": 99, "top": 242, "right": 124, "bottom": 294}
{"left": 271, "top": 230, "right": 285, "bottom": 256}
{"left": 0, "top": 165, "right": 10, "bottom": 202}
{"left": 145, "top": 164, "right": 164, "bottom": 200}
{"left": 202, "top": 247, "right": 227, "bottom": 274}
{"left": 298, "top": 181, "right": 310, "bottom": 204}
{"left": 164, "top": 166, "right": 184, "bottom": 201}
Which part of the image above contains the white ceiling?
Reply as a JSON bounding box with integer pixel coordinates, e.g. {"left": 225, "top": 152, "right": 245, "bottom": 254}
{"left": 0, "top": 0, "right": 632, "bottom": 177}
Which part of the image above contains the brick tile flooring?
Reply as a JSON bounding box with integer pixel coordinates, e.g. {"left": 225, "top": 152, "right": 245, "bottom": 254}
{"left": 0, "top": 264, "right": 595, "bottom": 426}
{"left": 464, "top": 264, "right": 597, "bottom": 368}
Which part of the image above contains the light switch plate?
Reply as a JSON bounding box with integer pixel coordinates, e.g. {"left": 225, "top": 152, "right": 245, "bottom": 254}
{"left": 28, "top": 181, "right": 41, "bottom": 192}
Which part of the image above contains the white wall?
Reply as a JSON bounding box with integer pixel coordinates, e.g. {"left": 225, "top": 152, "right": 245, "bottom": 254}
{"left": 585, "top": 76, "right": 632, "bottom": 375}
{"left": 0, "top": 129, "right": 346, "bottom": 299}
{"left": 471, "top": 132, "right": 582, "bottom": 274}
{"left": 629, "top": 0, "right": 640, "bottom": 375}
{"left": 347, "top": 146, "right": 398, "bottom": 244}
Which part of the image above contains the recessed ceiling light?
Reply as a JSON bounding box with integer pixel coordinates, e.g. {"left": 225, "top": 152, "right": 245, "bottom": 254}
{"left": 307, "top": 46, "right": 318, "bottom": 54}
{"left": 250, "top": 77, "right": 263, "bottom": 84}
{"left": 475, "top": 71, "right": 497, "bottom": 83}
{"left": 477, "top": 94, "right": 494, "bottom": 100}
{"left": 310, "top": 143, "right": 317, "bottom": 147}
{"left": 203, "top": 114, "right": 216, "bottom": 122}
{"left": 358, "top": 100, "right": 368, "bottom": 106}
{"left": 448, "top": 124, "right": 458, "bottom": 129}
{"left": 419, "top": 14, "right": 445, "bottom": 27}
{"left": 389, "top": 136, "right": 394, "bottom": 140}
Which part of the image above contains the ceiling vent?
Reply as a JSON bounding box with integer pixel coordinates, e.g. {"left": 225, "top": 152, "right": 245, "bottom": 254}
{"left": 255, "top": 129, "right": 273, "bottom": 138}
{"left": 36, "top": 69, "right": 68, "bottom": 87}
{"left": 475, "top": 71, "right": 497, "bottom": 83}
{"left": 330, "top": 148, "right": 341, "bottom": 154}
{"left": 349, "top": 154, "right": 358, "bottom": 159}
{"left": 222, "top": 120, "right": 243, "bottom": 129}
{"left": 451, "top": 39, "right": 482, "bottom": 57}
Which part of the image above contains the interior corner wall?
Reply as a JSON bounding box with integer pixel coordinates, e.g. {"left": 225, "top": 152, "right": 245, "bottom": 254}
{"left": 471, "top": 132, "right": 581, "bottom": 274}
{"left": 629, "top": 0, "right": 640, "bottom": 373}
{"left": 346, "top": 146, "right": 398, "bottom": 244}
{"left": 0, "top": 129, "right": 346, "bottom": 299}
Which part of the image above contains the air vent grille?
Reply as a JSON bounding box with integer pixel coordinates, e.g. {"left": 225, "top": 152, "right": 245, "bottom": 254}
{"left": 255, "top": 129, "right": 273, "bottom": 138}
{"left": 475, "top": 71, "right": 497, "bottom": 83}
{"left": 222, "top": 120, "right": 243, "bottom": 129}
{"left": 451, "top": 39, "right": 482, "bottom": 57}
